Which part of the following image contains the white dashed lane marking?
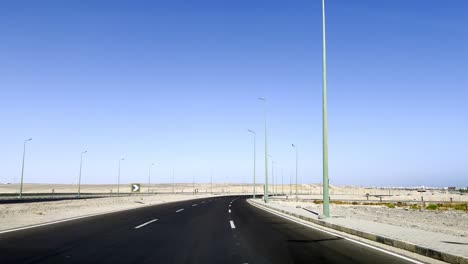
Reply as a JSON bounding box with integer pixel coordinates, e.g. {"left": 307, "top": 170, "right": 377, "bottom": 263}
{"left": 134, "top": 219, "right": 158, "bottom": 229}
{"left": 230, "top": 220, "right": 236, "bottom": 229}
{"left": 176, "top": 209, "right": 184, "bottom": 213}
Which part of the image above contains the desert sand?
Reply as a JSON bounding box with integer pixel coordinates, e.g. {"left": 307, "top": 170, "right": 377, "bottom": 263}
{"left": 1, "top": 183, "right": 466, "bottom": 235}
{"left": 0, "top": 193, "right": 214, "bottom": 231}
{"left": 273, "top": 199, "right": 468, "bottom": 237}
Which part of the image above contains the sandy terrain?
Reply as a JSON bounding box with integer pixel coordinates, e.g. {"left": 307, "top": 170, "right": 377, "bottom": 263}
{"left": 0, "top": 183, "right": 257, "bottom": 194}
{"left": 0, "top": 194, "right": 213, "bottom": 231}
{"left": 1, "top": 183, "right": 466, "bottom": 203}
{"left": 1, "top": 183, "right": 465, "bottom": 234}
{"left": 273, "top": 200, "right": 468, "bottom": 238}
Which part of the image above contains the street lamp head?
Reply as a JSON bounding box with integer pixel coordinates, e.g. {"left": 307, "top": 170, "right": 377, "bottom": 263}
{"left": 26, "top": 138, "right": 32, "bottom": 142}
{"left": 258, "top": 97, "right": 266, "bottom": 101}
{"left": 121, "top": 158, "right": 125, "bottom": 161}
{"left": 247, "top": 129, "right": 256, "bottom": 134}
{"left": 292, "top": 144, "right": 296, "bottom": 148}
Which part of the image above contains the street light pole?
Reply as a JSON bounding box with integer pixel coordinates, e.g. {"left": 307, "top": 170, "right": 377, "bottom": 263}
{"left": 272, "top": 160, "right": 275, "bottom": 196}
{"left": 117, "top": 158, "right": 124, "bottom": 195}
{"left": 19, "top": 138, "right": 32, "bottom": 198}
{"left": 290, "top": 171, "right": 293, "bottom": 195}
{"left": 172, "top": 168, "right": 175, "bottom": 194}
{"left": 148, "top": 163, "right": 155, "bottom": 193}
{"left": 281, "top": 168, "right": 284, "bottom": 195}
{"left": 321, "top": 0, "right": 330, "bottom": 218}
{"left": 77, "top": 150, "right": 87, "bottom": 197}
{"left": 268, "top": 155, "right": 274, "bottom": 196}
{"left": 248, "top": 129, "right": 256, "bottom": 199}
{"left": 292, "top": 144, "right": 298, "bottom": 200}
{"left": 258, "top": 98, "right": 269, "bottom": 203}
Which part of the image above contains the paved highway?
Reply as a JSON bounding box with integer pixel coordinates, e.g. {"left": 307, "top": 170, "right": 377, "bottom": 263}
{"left": 0, "top": 196, "right": 420, "bottom": 263}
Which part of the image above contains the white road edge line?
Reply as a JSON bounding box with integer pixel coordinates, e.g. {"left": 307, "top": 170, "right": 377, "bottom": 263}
{"left": 134, "top": 219, "right": 158, "bottom": 229}
{"left": 230, "top": 220, "right": 236, "bottom": 229}
{"left": 249, "top": 202, "right": 424, "bottom": 264}
{"left": 0, "top": 197, "right": 210, "bottom": 235}
{"left": 176, "top": 209, "right": 184, "bottom": 213}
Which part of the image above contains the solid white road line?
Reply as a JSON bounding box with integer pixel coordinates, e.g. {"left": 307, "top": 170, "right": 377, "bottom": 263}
{"left": 176, "top": 209, "right": 184, "bottom": 213}
{"left": 192, "top": 204, "right": 198, "bottom": 206}
{"left": 249, "top": 202, "right": 424, "bottom": 264}
{"left": 134, "top": 219, "right": 158, "bottom": 229}
{"left": 230, "top": 220, "right": 236, "bottom": 229}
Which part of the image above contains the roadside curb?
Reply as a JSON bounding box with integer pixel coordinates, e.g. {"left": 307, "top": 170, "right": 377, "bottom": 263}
{"left": 248, "top": 199, "right": 467, "bottom": 264}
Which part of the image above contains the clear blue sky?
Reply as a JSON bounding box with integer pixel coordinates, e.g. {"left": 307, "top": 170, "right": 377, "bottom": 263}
{"left": 1, "top": 0, "right": 467, "bottom": 187}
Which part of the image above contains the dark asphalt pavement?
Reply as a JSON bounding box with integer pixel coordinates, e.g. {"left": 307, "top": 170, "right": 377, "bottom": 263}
{"left": 0, "top": 196, "right": 418, "bottom": 263}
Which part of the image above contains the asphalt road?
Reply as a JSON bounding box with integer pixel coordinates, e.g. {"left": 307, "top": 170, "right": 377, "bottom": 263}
{"left": 0, "top": 196, "right": 419, "bottom": 264}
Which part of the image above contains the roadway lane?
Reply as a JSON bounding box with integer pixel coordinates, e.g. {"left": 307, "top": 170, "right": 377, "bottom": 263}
{"left": 0, "top": 196, "right": 419, "bottom": 263}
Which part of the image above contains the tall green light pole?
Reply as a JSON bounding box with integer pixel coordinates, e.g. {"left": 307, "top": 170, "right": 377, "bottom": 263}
{"left": 77, "top": 150, "right": 87, "bottom": 197}
{"left": 292, "top": 144, "right": 298, "bottom": 200}
{"left": 19, "top": 138, "right": 32, "bottom": 199}
{"left": 258, "top": 98, "right": 269, "bottom": 203}
{"left": 148, "top": 163, "right": 155, "bottom": 193}
{"left": 321, "top": 0, "right": 330, "bottom": 218}
{"left": 248, "top": 129, "right": 256, "bottom": 199}
{"left": 117, "top": 158, "right": 124, "bottom": 195}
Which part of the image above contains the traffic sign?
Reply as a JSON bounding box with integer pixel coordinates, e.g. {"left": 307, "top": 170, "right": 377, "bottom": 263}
{"left": 131, "top": 183, "right": 140, "bottom": 192}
